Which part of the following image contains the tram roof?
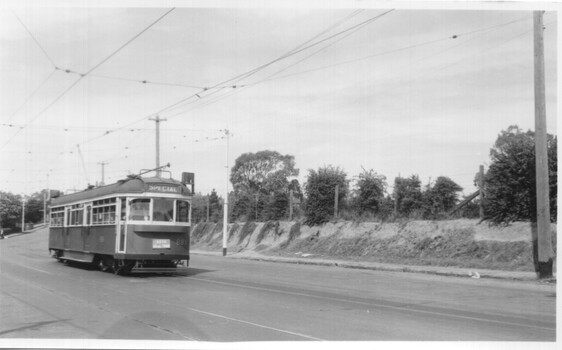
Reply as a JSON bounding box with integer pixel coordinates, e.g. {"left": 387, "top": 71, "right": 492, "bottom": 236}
{"left": 51, "top": 176, "right": 191, "bottom": 206}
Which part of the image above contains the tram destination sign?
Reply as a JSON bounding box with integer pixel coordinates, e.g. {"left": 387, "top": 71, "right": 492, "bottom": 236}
{"left": 147, "top": 184, "right": 181, "bottom": 193}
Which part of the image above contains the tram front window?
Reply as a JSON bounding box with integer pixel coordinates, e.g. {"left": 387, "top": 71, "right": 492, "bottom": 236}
{"left": 176, "top": 200, "right": 189, "bottom": 223}
{"left": 153, "top": 198, "right": 174, "bottom": 222}
{"left": 129, "top": 199, "right": 150, "bottom": 221}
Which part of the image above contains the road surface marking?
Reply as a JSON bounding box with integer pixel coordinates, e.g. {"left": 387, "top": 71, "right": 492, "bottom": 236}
{"left": 187, "top": 307, "right": 324, "bottom": 341}
{"left": 187, "top": 276, "right": 555, "bottom": 332}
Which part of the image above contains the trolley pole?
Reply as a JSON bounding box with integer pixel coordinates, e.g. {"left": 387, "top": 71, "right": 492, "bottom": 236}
{"left": 533, "top": 11, "right": 553, "bottom": 279}
{"left": 222, "top": 129, "right": 230, "bottom": 256}
{"left": 149, "top": 115, "right": 167, "bottom": 177}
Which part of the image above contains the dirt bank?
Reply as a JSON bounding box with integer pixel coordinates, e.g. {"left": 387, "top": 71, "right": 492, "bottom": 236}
{"left": 190, "top": 219, "right": 557, "bottom": 272}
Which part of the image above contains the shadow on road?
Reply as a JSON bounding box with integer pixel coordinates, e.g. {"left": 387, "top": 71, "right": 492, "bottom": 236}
{"left": 57, "top": 260, "right": 214, "bottom": 278}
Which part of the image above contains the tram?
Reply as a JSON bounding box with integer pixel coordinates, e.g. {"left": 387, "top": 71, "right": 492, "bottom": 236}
{"left": 48, "top": 167, "right": 194, "bottom": 274}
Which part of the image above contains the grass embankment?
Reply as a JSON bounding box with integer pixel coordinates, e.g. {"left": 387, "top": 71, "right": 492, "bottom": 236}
{"left": 191, "top": 219, "right": 557, "bottom": 272}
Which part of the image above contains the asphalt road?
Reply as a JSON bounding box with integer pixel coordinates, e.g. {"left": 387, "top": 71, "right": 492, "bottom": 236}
{"left": 0, "top": 228, "right": 556, "bottom": 343}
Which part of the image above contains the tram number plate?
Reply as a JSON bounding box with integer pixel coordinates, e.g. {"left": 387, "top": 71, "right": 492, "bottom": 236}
{"left": 152, "top": 239, "right": 170, "bottom": 249}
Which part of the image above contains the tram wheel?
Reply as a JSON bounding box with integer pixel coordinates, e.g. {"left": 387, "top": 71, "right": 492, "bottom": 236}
{"left": 97, "top": 256, "right": 113, "bottom": 272}
{"left": 113, "top": 260, "right": 135, "bottom": 275}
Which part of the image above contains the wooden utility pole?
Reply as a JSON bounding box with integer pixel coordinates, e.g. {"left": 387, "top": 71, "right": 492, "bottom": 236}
{"left": 478, "top": 165, "right": 485, "bottom": 219}
{"left": 149, "top": 115, "right": 167, "bottom": 177}
{"left": 255, "top": 193, "right": 259, "bottom": 220}
{"left": 21, "top": 198, "right": 25, "bottom": 232}
{"left": 289, "top": 190, "right": 294, "bottom": 221}
{"left": 206, "top": 195, "right": 210, "bottom": 222}
{"left": 222, "top": 129, "right": 230, "bottom": 256}
{"left": 334, "top": 185, "right": 339, "bottom": 218}
{"left": 98, "top": 161, "right": 107, "bottom": 186}
{"left": 533, "top": 11, "right": 553, "bottom": 278}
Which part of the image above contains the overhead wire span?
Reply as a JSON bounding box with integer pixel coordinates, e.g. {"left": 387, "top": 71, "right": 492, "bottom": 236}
{"left": 1, "top": 7, "right": 176, "bottom": 152}
{"left": 192, "top": 10, "right": 392, "bottom": 112}
{"left": 11, "top": 10, "right": 58, "bottom": 68}
{"left": 150, "top": 9, "right": 394, "bottom": 119}
{"left": 297, "top": 22, "right": 541, "bottom": 125}
{"left": 156, "top": 10, "right": 392, "bottom": 121}
{"left": 260, "top": 13, "right": 534, "bottom": 84}
{"left": 4, "top": 68, "right": 58, "bottom": 124}
{"left": 233, "top": 14, "right": 539, "bottom": 128}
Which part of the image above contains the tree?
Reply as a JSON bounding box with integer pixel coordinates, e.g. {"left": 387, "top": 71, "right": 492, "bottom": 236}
{"left": 421, "top": 177, "right": 463, "bottom": 219}
{"left": 352, "top": 169, "right": 387, "bottom": 216}
{"left": 0, "top": 191, "right": 22, "bottom": 229}
{"left": 207, "top": 189, "right": 223, "bottom": 223}
{"left": 304, "top": 165, "right": 348, "bottom": 225}
{"left": 230, "top": 150, "right": 299, "bottom": 221}
{"left": 484, "top": 125, "right": 557, "bottom": 224}
{"left": 230, "top": 150, "right": 299, "bottom": 194}
{"left": 393, "top": 175, "right": 423, "bottom": 217}
{"left": 25, "top": 191, "right": 45, "bottom": 224}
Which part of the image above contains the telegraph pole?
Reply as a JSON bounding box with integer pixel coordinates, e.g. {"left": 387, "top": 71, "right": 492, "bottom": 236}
{"left": 21, "top": 197, "right": 25, "bottom": 233}
{"left": 222, "top": 129, "right": 230, "bottom": 256}
{"left": 533, "top": 11, "right": 553, "bottom": 279}
{"left": 98, "top": 162, "right": 107, "bottom": 186}
{"left": 334, "top": 184, "right": 339, "bottom": 218}
{"left": 479, "top": 165, "right": 484, "bottom": 219}
{"left": 149, "top": 115, "right": 167, "bottom": 177}
{"left": 289, "top": 190, "right": 294, "bottom": 221}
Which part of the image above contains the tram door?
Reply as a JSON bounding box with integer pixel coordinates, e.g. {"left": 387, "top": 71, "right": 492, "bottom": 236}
{"left": 116, "top": 198, "right": 127, "bottom": 254}
{"left": 63, "top": 207, "right": 70, "bottom": 249}
{"left": 83, "top": 204, "right": 92, "bottom": 251}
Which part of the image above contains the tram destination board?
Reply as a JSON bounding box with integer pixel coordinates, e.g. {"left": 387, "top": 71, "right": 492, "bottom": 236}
{"left": 147, "top": 184, "right": 181, "bottom": 193}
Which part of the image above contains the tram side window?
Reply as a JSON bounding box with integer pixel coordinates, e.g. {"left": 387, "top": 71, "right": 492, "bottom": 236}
{"left": 120, "top": 198, "right": 126, "bottom": 220}
{"left": 50, "top": 207, "right": 65, "bottom": 227}
{"left": 153, "top": 198, "right": 174, "bottom": 222}
{"left": 176, "top": 200, "right": 190, "bottom": 223}
{"left": 129, "top": 199, "right": 151, "bottom": 221}
{"left": 92, "top": 206, "right": 116, "bottom": 225}
{"left": 69, "top": 205, "right": 84, "bottom": 226}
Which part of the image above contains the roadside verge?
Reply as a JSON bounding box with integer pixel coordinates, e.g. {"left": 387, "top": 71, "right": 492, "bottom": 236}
{"left": 190, "top": 249, "right": 551, "bottom": 282}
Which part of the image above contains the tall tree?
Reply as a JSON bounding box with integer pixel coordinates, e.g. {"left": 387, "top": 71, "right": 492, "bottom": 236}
{"left": 230, "top": 150, "right": 298, "bottom": 221}
{"left": 230, "top": 150, "right": 299, "bottom": 194}
{"left": 484, "top": 125, "right": 557, "bottom": 223}
{"left": 393, "top": 175, "right": 423, "bottom": 217}
{"left": 353, "top": 169, "right": 387, "bottom": 215}
{"left": 304, "top": 165, "right": 348, "bottom": 225}
{"left": 0, "top": 191, "right": 22, "bottom": 229}
{"left": 422, "top": 176, "right": 463, "bottom": 218}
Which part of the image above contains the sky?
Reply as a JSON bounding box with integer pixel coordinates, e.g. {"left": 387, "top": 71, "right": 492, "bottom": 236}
{"left": 0, "top": 1, "right": 558, "bottom": 199}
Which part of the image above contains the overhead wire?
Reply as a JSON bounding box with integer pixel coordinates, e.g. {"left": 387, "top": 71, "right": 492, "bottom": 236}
{"left": 11, "top": 9, "right": 58, "bottom": 68}
{"left": 294, "top": 17, "right": 543, "bottom": 126}
{"left": 157, "top": 9, "right": 394, "bottom": 121}
{"left": 87, "top": 73, "right": 205, "bottom": 89}
{"left": 160, "top": 10, "right": 529, "bottom": 123}
{"left": 1, "top": 7, "right": 176, "bottom": 151}
{"left": 259, "top": 13, "right": 534, "bottom": 84}
{"left": 185, "top": 10, "right": 393, "bottom": 114}
{"left": 234, "top": 14, "right": 539, "bottom": 129}
{"left": 150, "top": 9, "right": 395, "bottom": 119}
{"left": 4, "top": 68, "right": 58, "bottom": 124}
